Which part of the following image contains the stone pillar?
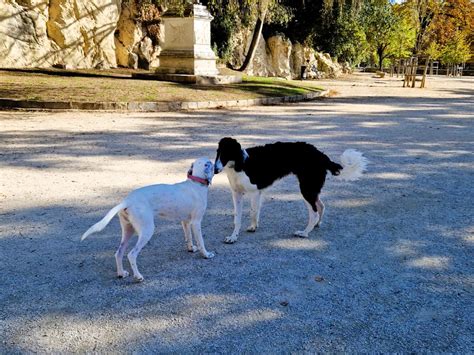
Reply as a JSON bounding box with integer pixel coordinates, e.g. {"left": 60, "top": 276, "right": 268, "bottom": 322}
{"left": 157, "top": 3, "right": 219, "bottom": 76}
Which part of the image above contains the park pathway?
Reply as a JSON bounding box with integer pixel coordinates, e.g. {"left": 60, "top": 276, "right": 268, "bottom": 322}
{"left": 0, "top": 73, "right": 473, "bottom": 352}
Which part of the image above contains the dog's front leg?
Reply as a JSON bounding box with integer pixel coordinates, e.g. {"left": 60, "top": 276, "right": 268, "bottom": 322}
{"left": 247, "top": 191, "right": 262, "bottom": 232}
{"left": 182, "top": 221, "right": 198, "bottom": 253}
{"left": 225, "top": 191, "right": 244, "bottom": 244}
{"left": 190, "top": 222, "right": 215, "bottom": 259}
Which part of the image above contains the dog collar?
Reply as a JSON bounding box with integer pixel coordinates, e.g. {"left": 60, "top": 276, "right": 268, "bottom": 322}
{"left": 187, "top": 173, "right": 210, "bottom": 186}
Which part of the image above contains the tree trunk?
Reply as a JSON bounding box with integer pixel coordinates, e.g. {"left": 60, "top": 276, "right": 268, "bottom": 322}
{"left": 377, "top": 46, "right": 384, "bottom": 70}
{"left": 238, "top": 10, "right": 267, "bottom": 72}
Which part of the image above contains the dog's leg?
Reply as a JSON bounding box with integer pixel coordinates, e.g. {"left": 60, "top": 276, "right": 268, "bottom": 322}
{"left": 127, "top": 210, "right": 154, "bottom": 282}
{"left": 115, "top": 212, "right": 134, "bottom": 278}
{"left": 294, "top": 200, "right": 318, "bottom": 238}
{"left": 247, "top": 191, "right": 262, "bottom": 232}
{"left": 182, "top": 220, "right": 197, "bottom": 253}
{"left": 190, "top": 222, "right": 215, "bottom": 259}
{"left": 295, "top": 175, "right": 322, "bottom": 238}
{"left": 225, "top": 191, "right": 244, "bottom": 244}
{"left": 315, "top": 197, "right": 325, "bottom": 227}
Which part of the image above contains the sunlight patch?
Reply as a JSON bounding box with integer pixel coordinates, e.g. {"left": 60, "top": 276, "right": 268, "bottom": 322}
{"left": 332, "top": 198, "right": 373, "bottom": 208}
{"left": 407, "top": 256, "right": 449, "bottom": 269}
{"left": 371, "top": 172, "right": 412, "bottom": 180}
{"left": 359, "top": 121, "right": 398, "bottom": 128}
{"left": 270, "top": 239, "right": 328, "bottom": 251}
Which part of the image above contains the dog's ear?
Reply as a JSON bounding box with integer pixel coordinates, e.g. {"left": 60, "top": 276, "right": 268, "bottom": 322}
{"left": 188, "top": 163, "right": 193, "bottom": 176}
{"left": 234, "top": 151, "right": 244, "bottom": 172}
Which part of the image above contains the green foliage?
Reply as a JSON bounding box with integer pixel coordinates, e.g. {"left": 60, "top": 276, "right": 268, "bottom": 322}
{"left": 203, "top": 0, "right": 258, "bottom": 61}
{"left": 390, "top": 9, "right": 416, "bottom": 58}
{"left": 325, "top": 10, "right": 369, "bottom": 64}
{"left": 439, "top": 31, "right": 471, "bottom": 64}
{"left": 266, "top": 2, "right": 294, "bottom": 26}
{"left": 424, "top": 41, "right": 441, "bottom": 60}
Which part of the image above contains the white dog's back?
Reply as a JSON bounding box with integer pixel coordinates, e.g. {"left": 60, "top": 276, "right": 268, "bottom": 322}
{"left": 127, "top": 182, "right": 208, "bottom": 221}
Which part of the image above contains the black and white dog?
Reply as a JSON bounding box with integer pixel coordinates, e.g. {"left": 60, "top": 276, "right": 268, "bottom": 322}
{"left": 214, "top": 137, "right": 368, "bottom": 243}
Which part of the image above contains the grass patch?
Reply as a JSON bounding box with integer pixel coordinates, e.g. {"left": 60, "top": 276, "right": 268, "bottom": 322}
{"left": 0, "top": 70, "right": 324, "bottom": 103}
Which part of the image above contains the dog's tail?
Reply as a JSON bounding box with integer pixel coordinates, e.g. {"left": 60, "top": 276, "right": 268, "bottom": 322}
{"left": 81, "top": 202, "right": 127, "bottom": 241}
{"left": 328, "top": 149, "right": 368, "bottom": 181}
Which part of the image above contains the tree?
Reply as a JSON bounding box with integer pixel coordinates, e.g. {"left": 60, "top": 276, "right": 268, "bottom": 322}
{"left": 391, "top": 6, "right": 416, "bottom": 59}
{"left": 237, "top": 0, "right": 292, "bottom": 71}
{"left": 399, "top": 0, "right": 442, "bottom": 54}
{"left": 439, "top": 31, "right": 471, "bottom": 66}
{"left": 362, "top": 0, "right": 398, "bottom": 69}
{"left": 323, "top": 8, "right": 369, "bottom": 65}
{"left": 204, "top": 0, "right": 254, "bottom": 61}
{"left": 430, "top": 0, "right": 474, "bottom": 46}
{"left": 425, "top": 41, "right": 441, "bottom": 60}
{"left": 238, "top": 0, "right": 269, "bottom": 71}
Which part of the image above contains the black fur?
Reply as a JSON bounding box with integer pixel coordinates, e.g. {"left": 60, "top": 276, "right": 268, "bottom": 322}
{"left": 215, "top": 137, "right": 343, "bottom": 212}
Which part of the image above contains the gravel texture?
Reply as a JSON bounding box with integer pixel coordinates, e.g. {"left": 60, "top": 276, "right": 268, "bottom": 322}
{"left": 0, "top": 73, "right": 473, "bottom": 352}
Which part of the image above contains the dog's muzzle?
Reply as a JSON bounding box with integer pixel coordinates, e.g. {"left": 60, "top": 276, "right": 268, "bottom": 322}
{"left": 214, "top": 159, "right": 223, "bottom": 174}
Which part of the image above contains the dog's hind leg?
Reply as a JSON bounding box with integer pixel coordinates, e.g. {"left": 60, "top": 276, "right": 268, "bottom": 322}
{"left": 127, "top": 209, "right": 155, "bottom": 282}
{"left": 190, "top": 222, "right": 215, "bottom": 259}
{"left": 247, "top": 191, "right": 262, "bottom": 232}
{"left": 315, "top": 197, "right": 325, "bottom": 227}
{"left": 294, "top": 199, "right": 319, "bottom": 238}
{"left": 182, "top": 221, "right": 198, "bottom": 253}
{"left": 225, "top": 191, "right": 244, "bottom": 244}
{"left": 115, "top": 211, "right": 135, "bottom": 278}
{"left": 295, "top": 175, "right": 321, "bottom": 238}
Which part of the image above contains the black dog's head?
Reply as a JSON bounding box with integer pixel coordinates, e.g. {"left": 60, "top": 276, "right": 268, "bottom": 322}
{"left": 214, "top": 137, "right": 246, "bottom": 174}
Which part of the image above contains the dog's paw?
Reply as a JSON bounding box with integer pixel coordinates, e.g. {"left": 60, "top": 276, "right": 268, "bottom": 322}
{"left": 294, "top": 230, "right": 309, "bottom": 238}
{"left": 117, "top": 270, "right": 129, "bottom": 278}
{"left": 188, "top": 245, "right": 198, "bottom": 253}
{"left": 224, "top": 235, "right": 238, "bottom": 244}
{"left": 133, "top": 274, "right": 144, "bottom": 283}
{"left": 203, "top": 251, "right": 215, "bottom": 259}
{"left": 246, "top": 225, "right": 257, "bottom": 233}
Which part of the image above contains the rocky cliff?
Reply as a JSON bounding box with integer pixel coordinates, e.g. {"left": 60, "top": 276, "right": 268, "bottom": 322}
{"left": 230, "top": 30, "right": 342, "bottom": 79}
{"left": 0, "top": 0, "right": 159, "bottom": 69}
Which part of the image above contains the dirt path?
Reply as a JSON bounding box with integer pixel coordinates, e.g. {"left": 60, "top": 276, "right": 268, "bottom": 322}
{"left": 1, "top": 73, "right": 473, "bottom": 352}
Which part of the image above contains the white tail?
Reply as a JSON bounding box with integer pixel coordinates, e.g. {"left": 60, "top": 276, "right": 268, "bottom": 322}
{"left": 81, "top": 202, "right": 127, "bottom": 241}
{"left": 337, "top": 149, "right": 368, "bottom": 181}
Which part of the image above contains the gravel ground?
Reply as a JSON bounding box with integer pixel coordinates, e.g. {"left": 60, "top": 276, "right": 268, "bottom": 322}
{"left": 0, "top": 73, "right": 473, "bottom": 352}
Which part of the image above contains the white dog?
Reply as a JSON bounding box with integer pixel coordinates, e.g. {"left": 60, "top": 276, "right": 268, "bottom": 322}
{"left": 81, "top": 157, "right": 215, "bottom": 282}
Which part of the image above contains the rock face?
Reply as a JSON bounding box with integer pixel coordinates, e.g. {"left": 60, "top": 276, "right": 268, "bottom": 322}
{"left": 0, "top": 0, "right": 160, "bottom": 69}
{"left": 230, "top": 31, "right": 342, "bottom": 79}
{"left": 0, "top": 0, "right": 121, "bottom": 68}
{"left": 114, "top": 1, "right": 161, "bottom": 70}
{"left": 230, "top": 29, "right": 275, "bottom": 76}
{"left": 0, "top": 0, "right": 53, "bottom": 68}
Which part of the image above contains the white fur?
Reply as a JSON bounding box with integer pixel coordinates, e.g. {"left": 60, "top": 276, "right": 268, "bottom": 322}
{"left": 81, "top": 157, "right": 215, "bottom": 282}
{"left": 337, "top": 149, "right": 369, "bottom": 181}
